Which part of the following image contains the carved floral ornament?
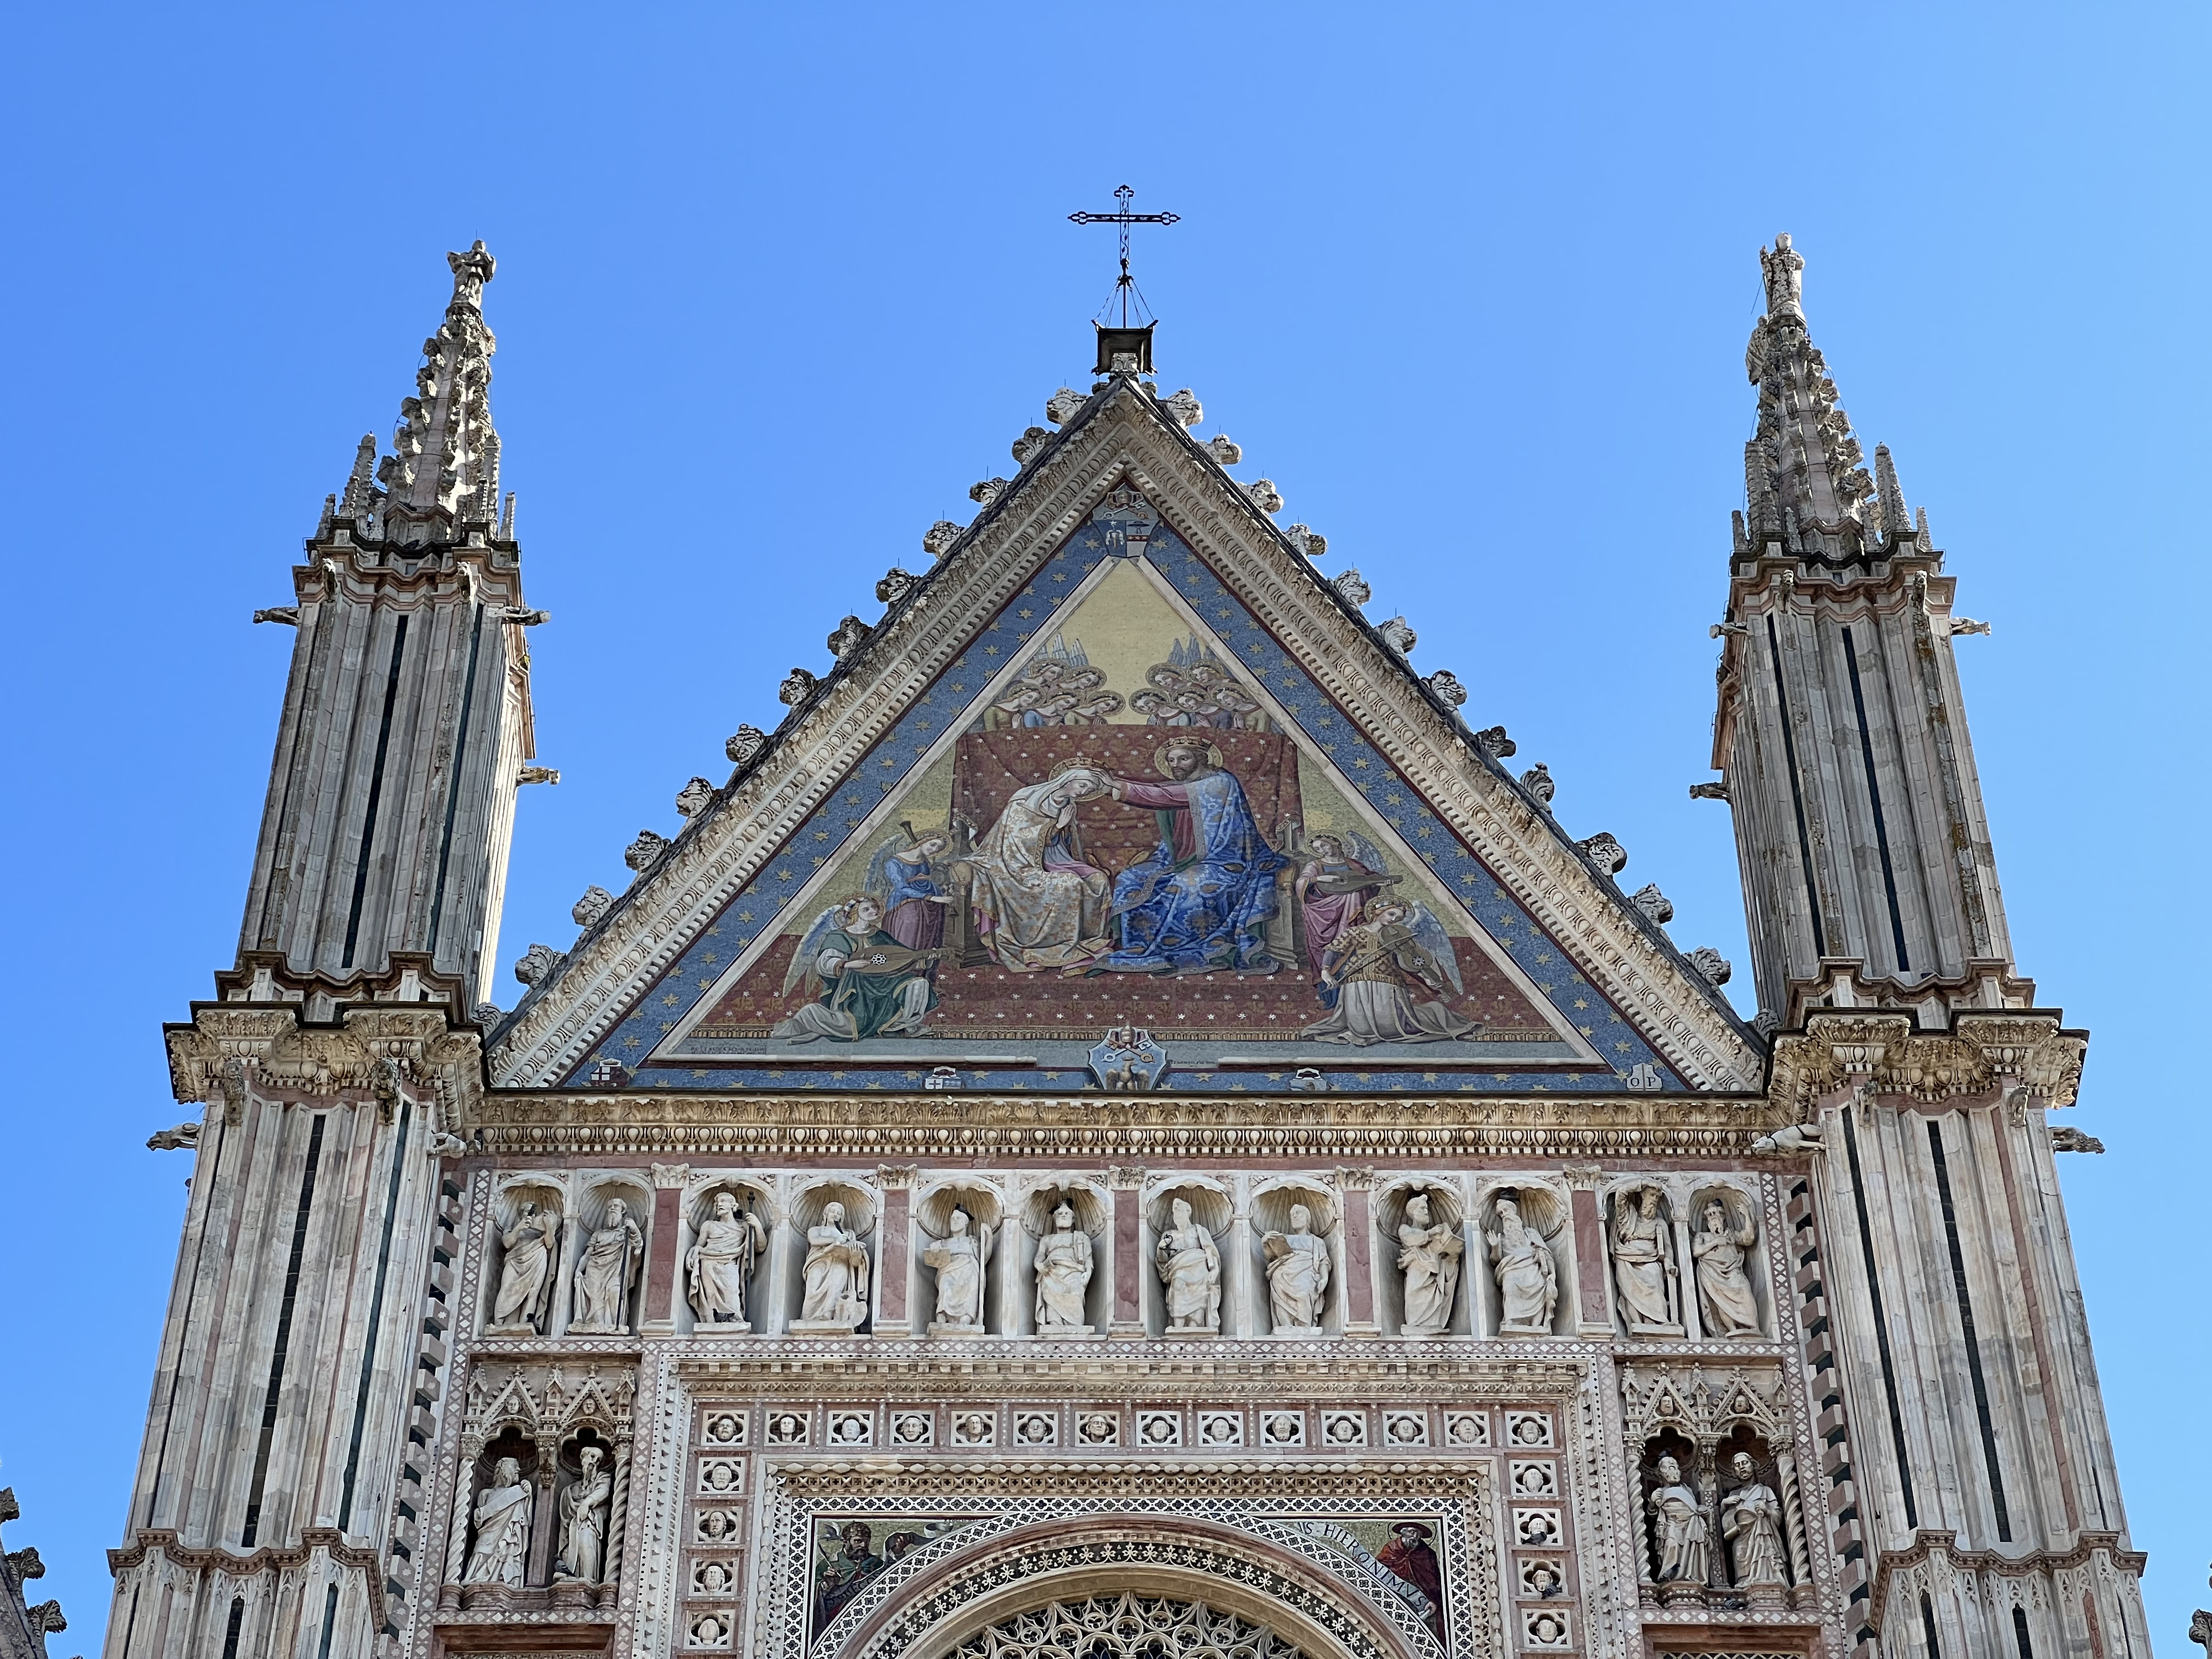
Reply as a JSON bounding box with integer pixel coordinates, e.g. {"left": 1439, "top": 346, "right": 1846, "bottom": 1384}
{"left": 1768, "top": 1013, "right": 2086, "bottom": 1111}
{"left": 165, "top": 1004, "right": 484, "bottom": 1128}
{"left": 484, "top": 385, "right": 1761, "bottom": 1094}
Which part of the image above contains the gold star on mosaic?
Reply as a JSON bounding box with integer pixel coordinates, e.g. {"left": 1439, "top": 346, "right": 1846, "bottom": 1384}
{"left": 1573, "top": 998, "right": 1588, "bottom": 1010}
{"left": 662, "top": 993, "right": 679, "bottom": 1008}
{"left": 1614, "top": 1041, "right": 1632, "bottom": 1052}
{"left": 1018, "top": 608, "right": 1034, "bottom": 619}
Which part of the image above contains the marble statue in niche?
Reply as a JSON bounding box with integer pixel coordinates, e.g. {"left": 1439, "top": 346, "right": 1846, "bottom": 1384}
{"left": 556, "top": 1444, "right": 613, "bottom": 1583}
{"left": 462, "top": 1456, "right": 533, "bottom": 1586}
{"left": 1262, "top": 1203, "right": 1331, "bottom": 1335}
{"left": 797, "top": 1201, "right": 870, "bottom": 1331}
{"left": 1488, "top": 1192, "right": 1557, "bottom": 1335}
{"left": 1033, "top": 1202, "right": 1094, "bottom": 1333}
{"left": 1155, "top": 1197, "right": 1222, "bottom": 1333}
{"left": 1611, "top": 1187, "right": 1682, "bottom": 1336}
{"left": 924, "top": 1208, "right": 994, "bottom": 1334}
{"left": 572, "top": 1199, "right": 644, "bottom": 1334}
{"left": 1396, "top": 1191, "right": 1463, "bottom": 1337}
{"left": 687, "top": 1190, "right": 768, "bottom": 1329}
{"left": 1647, "top": 1454, "right": 1710, "bottom": 1585}
{"left": 1692, "top": 1197, "right": 1762, "bottom": 1336}
{"left": 1721, "top": 1452, "right": 1788, "bottom": 1587}
{"left": 489, "top": 1199, "right": 557, "bottom": 1335}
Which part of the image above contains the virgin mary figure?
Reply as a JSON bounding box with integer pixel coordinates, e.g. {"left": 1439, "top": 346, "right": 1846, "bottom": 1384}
{"left": 963, "top": 765, "right": 1114, "bottom": 971}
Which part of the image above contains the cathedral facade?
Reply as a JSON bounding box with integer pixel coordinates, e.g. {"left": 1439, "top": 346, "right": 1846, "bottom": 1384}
{"left": 107, "top": 236, "right": 2147, "bottom": 1659}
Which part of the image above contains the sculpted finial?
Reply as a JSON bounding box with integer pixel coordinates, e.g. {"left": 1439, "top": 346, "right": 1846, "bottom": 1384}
{"left": 448, "top": 240, "right": 496, "bottom": 310}
{"left": 1760, "top": 232, "right": 1804, "bottom": 319}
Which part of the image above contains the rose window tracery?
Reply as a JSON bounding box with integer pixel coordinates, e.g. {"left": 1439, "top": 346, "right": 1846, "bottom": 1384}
{"left": 951, "top": 1593, "right": 1306, "bottom": 1659}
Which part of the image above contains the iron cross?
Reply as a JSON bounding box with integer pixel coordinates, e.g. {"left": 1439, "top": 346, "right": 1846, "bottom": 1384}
{"left": 1069, "top": 185, "right": 1180, "bottom": 325}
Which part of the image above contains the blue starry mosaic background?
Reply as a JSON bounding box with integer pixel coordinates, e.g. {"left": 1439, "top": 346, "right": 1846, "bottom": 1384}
{"left": 565, "top": 498, "right": 1687, "bottom": 1094}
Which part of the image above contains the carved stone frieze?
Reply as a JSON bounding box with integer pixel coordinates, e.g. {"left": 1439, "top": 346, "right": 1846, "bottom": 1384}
{"left": 461, "top": 1089, "right": 1790, "bottom": 1157}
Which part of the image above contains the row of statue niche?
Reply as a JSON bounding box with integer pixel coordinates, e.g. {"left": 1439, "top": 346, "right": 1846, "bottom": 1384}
{"left": 491, "top": 1181, "right": 1760, "bottom": 1340}
{"left": 489, "top": 1196, "right": 645, "bottom": 1337}
{"left": 460, "top": 1439, "right": 615, "bottom": 1590}
{"left": 1609, "top": 1187, "right": 1764, "bottom": 1339}
{"left": 1643, "top": 1443, "right": 1791, "bottom": 1593}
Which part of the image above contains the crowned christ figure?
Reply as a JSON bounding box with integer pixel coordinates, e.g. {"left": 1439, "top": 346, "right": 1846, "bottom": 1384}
{"left": 1099, "top": 736, "right": 1287, "bottom": 974}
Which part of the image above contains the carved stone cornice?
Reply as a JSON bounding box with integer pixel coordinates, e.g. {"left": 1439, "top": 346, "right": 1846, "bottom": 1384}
{"left": 107, "top": 1526, "right": 381, "bottom": 1578}
{"left": 166, "top": 1002, "right": 486, "bottom": 1131}
{"left": 487, "top": 385, "right": 1762, "bottom": 1095}
{"left": 680, "top": 1352, "right": 1583, "bottom": 1401}
{"left": 1767, "top": 1012, "right": 2084, "bottom": 1112}
{"left": 463, "top": 1090, "right": 1785, "bottom": 1159}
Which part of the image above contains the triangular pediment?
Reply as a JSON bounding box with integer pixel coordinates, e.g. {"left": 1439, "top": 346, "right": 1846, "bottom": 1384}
{"left": 491, "top": 382, "right": 1759, "bottom": 1093}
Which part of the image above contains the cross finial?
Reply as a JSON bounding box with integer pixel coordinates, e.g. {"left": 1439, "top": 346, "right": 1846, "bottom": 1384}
{"left": 1069, "top": 185, "right": 1180, "bottom": 328}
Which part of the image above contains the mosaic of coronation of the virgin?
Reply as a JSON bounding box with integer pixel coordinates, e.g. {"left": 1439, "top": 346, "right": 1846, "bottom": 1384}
{"left": 591, "top": 488, "right": 1677, "bottom": 1094}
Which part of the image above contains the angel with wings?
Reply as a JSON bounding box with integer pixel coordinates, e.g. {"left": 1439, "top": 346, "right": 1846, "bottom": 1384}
{"left": 770, "top": 893, "right": 939, "bottom": 1043}
{"left": 1300, "top": 891, "right": 1481, "bottom": 1046}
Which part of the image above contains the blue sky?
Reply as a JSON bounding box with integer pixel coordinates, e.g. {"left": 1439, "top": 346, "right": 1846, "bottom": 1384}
{"left": 3, "top": 1, "right": 2206, "bottom": 1646}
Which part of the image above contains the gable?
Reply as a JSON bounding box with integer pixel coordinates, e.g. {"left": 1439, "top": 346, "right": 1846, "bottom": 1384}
{"left": 489, "top": 383, "right": 1761, "bottom": 1094}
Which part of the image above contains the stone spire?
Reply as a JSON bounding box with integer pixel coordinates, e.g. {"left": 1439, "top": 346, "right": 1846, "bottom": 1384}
{"left": 342, "top": 239, "right": 505, "bottom": 542}
{"left": 233, "top": 242, "right": 541, "bottom": 1013}
{"left": 1713, "top": 233, "right": 2017, "bottom": 1025}
{"left": 1741, "top": 232, "right": 1879, "bottom": 561}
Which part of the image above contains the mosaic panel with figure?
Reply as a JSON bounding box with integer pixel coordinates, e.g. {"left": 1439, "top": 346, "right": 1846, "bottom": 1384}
{"left": 655, "top": 549, "right": 1607, "bottom": 1081}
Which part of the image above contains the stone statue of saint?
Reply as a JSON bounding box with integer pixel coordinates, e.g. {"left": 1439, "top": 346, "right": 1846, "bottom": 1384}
{"left": 1032, "top": 1202, "right": 1093, "bottom": 1332}
{"left": 489, "top": 1201, "right": 557, "bottom": 1333}
{"left": 1692, "top": 1197, "right": 1762, "bottom": 1336}
{"left": 462, "top": 1455, "right": 533, "bottom": 1586}
{"left": 1155, "top": 1197, "right": 1221, "bottom": 1333}
{"left": 687, "top": 1190, "right": 768, "bottom": 1327}
{"left": 1396, "top": 1191, "right": 1463, "bottom": 1336}
{"left": 1721, "top": 1452, "right": 1788, "bottom": 1587}
{"left": 1646, "top": 1454, "right": 1710, "bottom": 1585}
{"left": 1262, "top": 1203, "right": 1332, "bottom": 1334}
{"left": 799, "top": 1201, "right": 870, "bottom": 1329}
{"left": 1611, "top": 1187, "right": 1680, "bottom": 1334}
{"left": 922, "top": 1207, "right": 993, "bottom": 1333}
{"left": 1488, "top": 1193, "right": 1558, "bottom": 1335}
{"left": 571, "top": 1199, "right": 643, "bottom": 1334}
{"left": 556, "top": 1444, "right": 613, "bottom": 1583}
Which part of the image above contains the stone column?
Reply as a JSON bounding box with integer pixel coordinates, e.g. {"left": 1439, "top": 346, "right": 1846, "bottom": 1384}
{"left": 1108, "top": 1165, "right": 1146, "bottom": 1339}
{"left": 1227, "top": 1181, "right": 1254, "bottom": 1338}
{"left": 1674, "top": 1204, "right": 1706, "bottom": 1340}
{"left": 642, "top": 1164, "right": 688, "bottom": 1334}
{"left": 874, "top": 1166, "right": 917, "bottom": 1338}
{"left": 603, "top": 1437, "right": 632, "bottom": 1593}
{"left": 440, "top": 1436, "right": 480, "bottom": 1608}
{"left": 1564, "top": 1167, "right": 1615, "bottom": 1338}
{"left": 528, "top": 1456, "right": 559, "bottom": 1587}
{"left": 1335, "top": 1167, "right": 1379, "bottom": 1338}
